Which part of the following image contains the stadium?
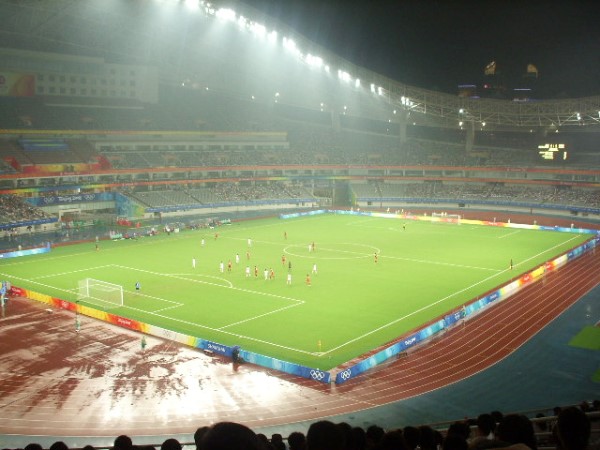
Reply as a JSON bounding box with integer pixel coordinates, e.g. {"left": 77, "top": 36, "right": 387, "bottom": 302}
{"left": 0, "top": 1, "right": 598, "bottom": 449}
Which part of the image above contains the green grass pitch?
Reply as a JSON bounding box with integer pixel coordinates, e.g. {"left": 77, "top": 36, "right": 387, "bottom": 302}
{"left": 0, "top": 214, "right": 590, "bottom": 369}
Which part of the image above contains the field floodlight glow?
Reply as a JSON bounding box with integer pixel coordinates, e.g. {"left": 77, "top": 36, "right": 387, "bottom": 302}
{"left": 215, "top": 7, "right": 235, "bottom": 21}
{"left": 237, "top": 15, "right": 248, "bottom": 28}
{"left": 338, "top": 70, "right": 351, "bottom": 82}
{"left": 377, "top": 86, "right": 383, "bottom": 96}
{"left": 370, "top": 83, "right": 376, "bottom": 93}
{"left": 268, "top": 30, "right": 278, "bottom": 43}
{"left": 459, "top": 108, "right": 465, "bottom": 114}
{"left": 306, "top": 54, "right": 324, "bottom": 68}
{"left": 184, "top": 0, "right": 199, "bottom": 11}
{"left": 250, "top": 22, "right": 266, "bottom": 36}
{"left": 283, "top": 37, "right": 301, "bottom": 57}
{"left": 355, "top": 78, "right": 361, "bottom": 88}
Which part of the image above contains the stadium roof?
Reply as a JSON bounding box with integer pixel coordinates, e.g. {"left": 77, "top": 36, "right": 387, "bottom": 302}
{"left": 0, "top": 0, "right": 599, "bottom": 130}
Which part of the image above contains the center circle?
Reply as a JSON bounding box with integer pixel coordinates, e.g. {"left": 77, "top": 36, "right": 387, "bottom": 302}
{"left": 284, "top": 243, "right": 380, "bottom": 260}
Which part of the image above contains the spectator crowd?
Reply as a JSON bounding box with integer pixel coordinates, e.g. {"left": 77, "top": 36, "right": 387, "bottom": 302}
{"left": 5, "top": 402, "right": 598, "bottom": 450}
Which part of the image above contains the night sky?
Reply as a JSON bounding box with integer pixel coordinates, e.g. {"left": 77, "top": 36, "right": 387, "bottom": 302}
{"left": 239, "top": 0, "right": 600, "bottom": 98}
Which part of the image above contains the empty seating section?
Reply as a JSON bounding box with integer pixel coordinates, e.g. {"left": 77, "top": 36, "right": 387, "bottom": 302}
{"left": 0, "top": 138, "right": 99, "bottom": 167}
{"left": 125, "top": 183, "right": 313, "bottom": 209}
{"left": 360, "top": 182, "right": 600, "bottom": 209}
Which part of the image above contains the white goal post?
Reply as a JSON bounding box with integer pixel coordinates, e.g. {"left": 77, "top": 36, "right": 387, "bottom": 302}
{"left": 78, "top": 278, "right": 124, "bottom": 307}
{"left": 431, "top": 212, "right": 462, "bottom": 223}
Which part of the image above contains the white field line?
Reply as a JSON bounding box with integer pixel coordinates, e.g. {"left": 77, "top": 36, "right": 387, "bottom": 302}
{"left": 284, "top": 243, "right": 380, "bottom": 260}
{"left": 0, "top": 268, "right": 313, "bottom": 355}
{"left": 498, "top": 230, "right": 521, "bottom": 239}
{"left": 112, "top": 264, "right": 304, "bottom": 305}
{"left": 30, "top": 265, "right": 116, "bottom": 280}
{"left": 218, "top": 302, "right": 304, "bottom": 330}
{"left": 286, "top": 243, "right": 499, "bottom": 272}
{"left": 1, "top": 222, "right": 585, "bottom": 358}
{"left": 319, "top": 234, "right": 584, "bottom": 356}
{"left": 0, "top": 272, "right": 79, "bottom": 299}
{"left": 112, "top": 265, "right": 310, "bottom": 347}
{"left": 124, "top": 290, "right": 184, "bottom": 306}
{"left": 381, "top": 254, "right": 500, "bottom": 272}
{"left": 153, "top": 304, "right": 186, "bottom": 313}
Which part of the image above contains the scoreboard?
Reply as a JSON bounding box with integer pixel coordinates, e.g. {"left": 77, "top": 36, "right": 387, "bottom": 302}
{"left": 538, "top": 143, "right": 567, "bottom": 161}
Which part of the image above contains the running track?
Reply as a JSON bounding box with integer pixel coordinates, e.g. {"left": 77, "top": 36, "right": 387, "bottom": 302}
{"left": 0, "top": 236, "right": 599, "bottom": 444}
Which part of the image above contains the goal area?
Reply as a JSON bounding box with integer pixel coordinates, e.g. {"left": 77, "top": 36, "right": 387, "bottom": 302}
{"left": 78, "top": 278, "right": 124, "bottom": 307}
{"left": 431, "top": 212, "right": 461, "bottom": 224}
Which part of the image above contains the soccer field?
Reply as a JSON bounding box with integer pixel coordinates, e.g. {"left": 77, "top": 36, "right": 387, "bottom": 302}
{"left": 0, "top": 214, "right": 591, "bottom": 369}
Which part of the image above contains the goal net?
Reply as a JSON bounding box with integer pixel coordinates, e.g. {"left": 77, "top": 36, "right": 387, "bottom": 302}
{"left": 78, "top": 278, "right": 124, "bottom": 307}
{"left": 431, "top": 212, "right": 461, "bottom": 224}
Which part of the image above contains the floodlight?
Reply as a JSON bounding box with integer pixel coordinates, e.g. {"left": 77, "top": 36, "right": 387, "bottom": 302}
{"left": 338, "top": 70, "right": 351, "bottom": 82}
{"left": 355, "top": 78, "right": 360, "bottom": 88}
{"left": 250, "top": 22, "right": 266, "bottom": 36}
{"left": 306, "top": 54, "right": 323, "bottom": 68}
{"left": 184, "top": 0, "right": 199, "bottom": 11}
{"left": 215, "top": 7, "right": 235, "bottom": 21}
{"left": 370, "top": 83, "right": 376, "bottom": 93}
{"left": 283, "top": 37, "right": 296, "bottom": 51}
